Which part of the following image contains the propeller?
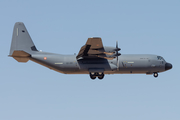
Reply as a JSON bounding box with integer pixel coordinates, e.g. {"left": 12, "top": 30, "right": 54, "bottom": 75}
{"left": 115, "top": 41, "right": 121, "bottom": 70}
{"left": 115, "top": 41, "right": 121, "bottom": 57}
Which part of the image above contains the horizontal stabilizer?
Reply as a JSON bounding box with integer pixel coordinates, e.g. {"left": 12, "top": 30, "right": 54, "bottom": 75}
{"left": 10, "top": 50, "right": 30, "bottom": 62}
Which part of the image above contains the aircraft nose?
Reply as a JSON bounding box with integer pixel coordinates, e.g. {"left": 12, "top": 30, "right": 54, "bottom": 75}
{"left": 165, "top": 63, "right": 172, "bottom": 70}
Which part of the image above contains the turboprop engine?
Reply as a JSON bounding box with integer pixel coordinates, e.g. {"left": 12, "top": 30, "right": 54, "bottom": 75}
{"left": 93, "top": 41, "right": 121, "bottom": 60}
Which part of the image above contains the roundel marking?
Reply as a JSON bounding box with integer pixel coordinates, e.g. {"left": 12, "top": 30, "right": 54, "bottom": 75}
{"left": 44, "top": 57, "right": 47, "bottom": 60}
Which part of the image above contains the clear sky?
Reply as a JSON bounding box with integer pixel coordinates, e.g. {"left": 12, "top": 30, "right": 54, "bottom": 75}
{"left": 0, "top": 0, "right": 180, "bottom": 120}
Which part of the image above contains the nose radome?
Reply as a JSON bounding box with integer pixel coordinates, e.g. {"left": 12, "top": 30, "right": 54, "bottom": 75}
{"left": 165, "top": 63, "right": 172, "bottom": 70}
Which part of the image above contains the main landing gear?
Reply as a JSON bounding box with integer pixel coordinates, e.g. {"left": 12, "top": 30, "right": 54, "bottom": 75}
{"left": 153, "top": 72, "right": 158, "bottom": 78}
{"left": 90, "top": 72, "right": 105, "bottom": 80}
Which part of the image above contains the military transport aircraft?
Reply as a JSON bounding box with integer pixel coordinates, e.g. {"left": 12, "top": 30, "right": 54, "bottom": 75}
{"left": 9, "top": 22, "right": 172, "bottom": 79}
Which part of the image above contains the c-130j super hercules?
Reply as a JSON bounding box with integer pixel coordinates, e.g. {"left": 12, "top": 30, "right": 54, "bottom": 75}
{"left": 9, "top": 22, "right": 172, "bottom": 79}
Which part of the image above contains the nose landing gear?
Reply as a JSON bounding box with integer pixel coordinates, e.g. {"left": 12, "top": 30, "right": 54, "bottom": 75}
{"left": 153, "top": 72, "right": 158, "bottom": 78}
{"left": 89, "top": 72, "right": 105, "bottom": 80}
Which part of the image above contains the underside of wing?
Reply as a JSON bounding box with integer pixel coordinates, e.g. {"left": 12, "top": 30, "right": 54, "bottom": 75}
{"left": 76, "top": 37, "right": 121, "bottom": 60}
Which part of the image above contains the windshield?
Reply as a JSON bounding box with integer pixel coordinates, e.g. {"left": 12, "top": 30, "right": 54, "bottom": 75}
{"left": 157, "top": 56, "right": 165, "bottom": 61}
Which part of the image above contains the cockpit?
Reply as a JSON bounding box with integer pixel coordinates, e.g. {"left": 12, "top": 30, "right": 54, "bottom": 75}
{"left": 157, "top": 56, "right": 165, "bottom": 61}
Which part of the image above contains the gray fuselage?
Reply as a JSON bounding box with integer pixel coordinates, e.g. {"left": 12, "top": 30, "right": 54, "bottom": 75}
{"left": 30, "top": 52, "right": 169, "bottom": 75}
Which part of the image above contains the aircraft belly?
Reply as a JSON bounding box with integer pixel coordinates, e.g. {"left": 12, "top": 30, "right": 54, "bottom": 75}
{"left": 78, "top": 63, "right": 117, "bottom": 72}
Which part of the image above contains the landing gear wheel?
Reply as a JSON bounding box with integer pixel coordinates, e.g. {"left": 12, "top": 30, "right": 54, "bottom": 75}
{"left": 89, "top": 72, "right": 105, "bottom": 80}
{"left": 90, "top": 76, "right": 96, "bottom": 79}
{"left": 153, "top": 72, "right": 158, "bottom": 78}
{"left": 90, "top": 73, "right": 96, "bottom": 80}
{"left": 98, "top": 73, "right": 104, "bottom": 80}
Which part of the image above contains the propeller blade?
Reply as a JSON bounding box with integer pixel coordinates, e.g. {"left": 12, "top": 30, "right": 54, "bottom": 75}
{"left": 116, "top": 41, "right": 118, "bottom": 69}
{"left": 116, "top": 41, "right": 118, "bottom": 48}
{"left": 115, "top": 41, "right": 120, "bottom": 51}
{"left": 116, "top": 41, "right": 121, "bottom": 70}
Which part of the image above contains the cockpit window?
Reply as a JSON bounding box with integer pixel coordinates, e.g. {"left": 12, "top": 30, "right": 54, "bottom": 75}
{"left": 157, "top": 56, "right": 164, "bottom": 61}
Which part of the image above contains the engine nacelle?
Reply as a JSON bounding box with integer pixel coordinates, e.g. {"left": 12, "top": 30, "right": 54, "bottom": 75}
{"left": 97, "top": 53, "right": 121, "bottom": 60}
{"left": 95, "top": 46, "right": 121, "bottom": 55}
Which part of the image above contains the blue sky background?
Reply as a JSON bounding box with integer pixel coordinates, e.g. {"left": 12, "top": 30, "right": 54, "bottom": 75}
{"left": 0, "top": 0, "right": 180, "bottom": 120}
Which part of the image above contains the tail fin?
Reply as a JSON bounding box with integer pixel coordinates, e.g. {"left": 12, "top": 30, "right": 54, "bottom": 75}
{"left": 9, "top": 22, "right": 38, "bottom": 62}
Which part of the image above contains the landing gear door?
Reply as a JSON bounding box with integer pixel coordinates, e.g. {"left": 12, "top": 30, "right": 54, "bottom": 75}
{"left": 88, "top": 68, "right": 104, "bottom": 73}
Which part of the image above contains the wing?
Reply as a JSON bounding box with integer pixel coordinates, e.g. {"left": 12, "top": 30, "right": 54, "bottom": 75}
{"left": 76, "top": 37, "right": 120, "bottom": 60}
{"left": 76, "top": 37, "right": 103, "bottom": 59}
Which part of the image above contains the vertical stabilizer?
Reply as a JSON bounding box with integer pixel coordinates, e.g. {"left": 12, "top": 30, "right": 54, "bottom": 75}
{"left": 9, "top": 22, "right": 38, "bottom": 56}
{"left": 9, "top": 22, "right": 38, "bottom": 62}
